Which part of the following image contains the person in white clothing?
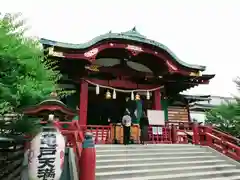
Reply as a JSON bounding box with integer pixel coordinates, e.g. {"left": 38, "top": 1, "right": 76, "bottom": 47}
{"left": 122, "top": 114, "right": 132, "bottom": 145}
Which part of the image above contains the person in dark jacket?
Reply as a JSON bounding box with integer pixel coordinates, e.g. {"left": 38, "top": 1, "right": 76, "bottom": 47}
{"left": 140, "top": 111, "right": 149, "bottom": 144}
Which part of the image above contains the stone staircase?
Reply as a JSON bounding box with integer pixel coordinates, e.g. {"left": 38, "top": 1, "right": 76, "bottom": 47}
{"left": 96, "top": 144, "right": 240, "bottom": 180}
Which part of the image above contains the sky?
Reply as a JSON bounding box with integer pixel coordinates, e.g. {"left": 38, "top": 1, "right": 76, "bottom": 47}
{"left": 1, "top": 0, "right": 240, "bottom": 97}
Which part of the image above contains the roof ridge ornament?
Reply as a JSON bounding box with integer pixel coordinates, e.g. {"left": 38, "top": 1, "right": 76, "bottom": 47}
{"left": 123, "top": 27, "right": 146, "bottom": 39}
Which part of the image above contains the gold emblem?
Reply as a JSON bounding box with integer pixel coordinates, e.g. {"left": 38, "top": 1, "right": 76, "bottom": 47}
{"left": 190, "top": 71, "right": 201, "bottom": 76}
{"left": 48, "top": 47, "right": 64, "bottom": 57}
{"left": 85, "top": 65, "right": 100, "bottom": 72}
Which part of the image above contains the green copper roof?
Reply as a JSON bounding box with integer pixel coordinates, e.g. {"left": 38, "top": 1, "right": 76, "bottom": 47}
{"left": 40, "top": 27, "right": 206, "bottom": 71}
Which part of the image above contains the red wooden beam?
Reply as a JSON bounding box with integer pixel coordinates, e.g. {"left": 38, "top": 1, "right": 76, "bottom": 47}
{"left": 49, "top": 42, "right": 191, "bottom": 75}
{"left": 93, "top": 66, "right": 154, "bottom": 77}
{"left": 84, "top": 78, "right": 160, "bottom": 89}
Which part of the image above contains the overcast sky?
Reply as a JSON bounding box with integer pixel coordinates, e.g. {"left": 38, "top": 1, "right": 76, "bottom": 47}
{"left": 2, "top": 0, "right": 240, "bottom": 97}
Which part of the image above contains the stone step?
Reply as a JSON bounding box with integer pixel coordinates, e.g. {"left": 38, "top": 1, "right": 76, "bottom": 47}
{"left": 96, "top": 144, "right": 240, "bottom": 179}
{"left": 103, "top": 169, "right": 240, "bottom": 180}
{"left": 96, "top": 164, "right": 236, "bottom": 179}
{"left": 96, "top": 155, "right": 220, "bottom": 166}
{"left": 96, "top": 144, "right": 195, "bottom": 150}
{"left": 199, "top": 176, "right": 240, "bottom": 180}
{"left": 96, "top": 151, "right": 212, "bottom": 160}
{"left": 96, "top": 147, "right": 205, "bottom": 154}
{"left": 96, "top": 159, "right": 226, "bottom": 173}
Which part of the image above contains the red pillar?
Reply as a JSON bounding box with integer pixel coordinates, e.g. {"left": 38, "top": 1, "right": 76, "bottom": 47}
{"left": 153, "top": 89, "right": 161, "bottom": 110}
{"left": 80, "top": 132, "right": 96, "bottom": 180}
{"left": 79, "top": 80, "right": 88, "bottom": 126}
{"left": 205, "top": 125, "right": 213, "bottom": 146}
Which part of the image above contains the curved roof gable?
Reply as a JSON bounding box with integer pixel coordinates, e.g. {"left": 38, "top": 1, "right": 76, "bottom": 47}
{"left": 40, "top": 27, "right": 206, "bottom": 71}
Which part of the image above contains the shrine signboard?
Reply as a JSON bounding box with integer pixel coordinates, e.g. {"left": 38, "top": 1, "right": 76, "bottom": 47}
{"left": 147, "top": 110, "right": 165, "bottom": 135}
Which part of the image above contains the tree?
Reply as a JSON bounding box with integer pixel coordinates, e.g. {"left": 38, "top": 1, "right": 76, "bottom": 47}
{"left": 205, "top": 78, "right": 240, "bottom": 137}
{"left": 205, "top": 103, "right": 240, "bottom": 137}
{"left": 0, "top": 13, "right": 71, "bottom": 135}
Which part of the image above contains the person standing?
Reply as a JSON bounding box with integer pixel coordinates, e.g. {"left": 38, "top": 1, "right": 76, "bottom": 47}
{"left": 122, "top": 113, "right": 132, "bottom": 145}
{"left": 140, "top": 111, "right": 149, "bottom": 145}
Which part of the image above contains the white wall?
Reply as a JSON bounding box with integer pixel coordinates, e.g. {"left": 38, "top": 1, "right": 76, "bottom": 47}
{"left": 190, "top": 111, "right": 206, "bottom": 124}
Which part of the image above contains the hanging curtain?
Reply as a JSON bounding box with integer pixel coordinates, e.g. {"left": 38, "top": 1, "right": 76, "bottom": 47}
{"left": 133, "top": 100, "right": 143, "bottom": 124}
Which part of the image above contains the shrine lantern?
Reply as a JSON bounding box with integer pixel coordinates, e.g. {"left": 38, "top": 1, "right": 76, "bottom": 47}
{"left": 22, "top": 93, "right": 77, "bottom": 121}
{"left": 28, "top": 114, "right": 66, "bottom": 180}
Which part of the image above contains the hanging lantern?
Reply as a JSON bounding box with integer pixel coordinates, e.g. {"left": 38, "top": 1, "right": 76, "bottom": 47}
{"left": 146, "top": 91, "right": 150, "bottom": 100}
{"left": 105, "top": 90, "right": 111, "bottom": 99}
{"left": 48, "top": 114, "right": 54, "bottom": 122}
{"left": 131, "top": 91, "right": 134, "bottom": 100}
{"left": 96, "top": 85, "right": 100, "bottom": 95}
{"left": 135, "top": 93, "right": 140, "bottom": 100}
{"left": 28, "top": 127, "right": 65, "bottom": 180}
{"left": 113, "top": 89, "right": 116, "bottom": 99}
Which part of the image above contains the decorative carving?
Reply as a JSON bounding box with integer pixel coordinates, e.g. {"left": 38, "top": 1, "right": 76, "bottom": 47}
{"left": 126, "top": 45, "right": 143, "bottom": 52}
{"left": 126, "top": 45, "right": 143, "bottom": 56}
{"left": 48, "top": 47, "right": 64, "bottom": 57}
{"left": 166, "top": 60, "right": 178, "bottom": 72}
{"left": 85, "top": 65, "right": 100, "bottom": 72}
{"left": 84, "top": 48, "right": 99, "bottom": 58}
{"left": 190, "top": 71, "right": 201, "bottom": 77}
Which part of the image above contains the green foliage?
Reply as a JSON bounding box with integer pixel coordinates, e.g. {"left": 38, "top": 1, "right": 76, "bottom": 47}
{"left": 0, "top": 116, "right": 41, "bottom": 136}
{"left": 205, "top": 77, "right": 240, "bottom": 137}
{"left": 0, "top": 13, "right": 73, "bottom": 135}
{"left": 0, "top": 13, "right": 69, "bottom": 114}
{"left": 205, "top": 102, "right": 240, "bottom": 136}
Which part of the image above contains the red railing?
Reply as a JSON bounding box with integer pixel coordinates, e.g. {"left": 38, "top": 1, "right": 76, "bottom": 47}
{"left": 175, "top": 129, "right": 189, "bottom": 144}
{"left": 148, "top": 125, "right": 172, "bottom": 143}
{"left": 77, "top": 125, "right": 111, "bottom": 144}
{"left": 26, "top": 121, "right": 240, "bottom": 169}
{"left": 52, "top": 121, "right": 84, "bottom": 177}
{"left": 60, "top": 130, "right": 82, "bottom": 176}
{"left": 69, "top": 122, "right": 240, "bottom": 172}
{"left": 198, "top": 125, "right": 240, "bottom": 160}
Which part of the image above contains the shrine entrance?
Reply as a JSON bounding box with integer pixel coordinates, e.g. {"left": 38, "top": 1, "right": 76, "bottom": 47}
{"left": 87, "top": 87, "right": 138, "bottom": 125}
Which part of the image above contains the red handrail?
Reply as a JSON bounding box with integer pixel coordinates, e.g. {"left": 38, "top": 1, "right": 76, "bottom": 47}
{"left": 205, "top": 132, "right": 240, "bottom": 160}
{"left": 25, "top": 120, "right": 240, "bottom": 167}
{"left": 212, "top": 128, "right": 240, "bottom": 143}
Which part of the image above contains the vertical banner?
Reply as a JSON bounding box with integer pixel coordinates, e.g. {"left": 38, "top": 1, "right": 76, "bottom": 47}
{"left": 133, "top": 100, "right": 142, "bottom": 124}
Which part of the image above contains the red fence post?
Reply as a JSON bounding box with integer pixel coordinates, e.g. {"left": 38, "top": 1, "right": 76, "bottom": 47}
{"left": 80, "top": 132, "right": 96, "bottom": 180}
{"left": 171, "top": 124, "right": 177, "bottom": 144}
{"left": 192, "top": 122, "right": 200, "bottom": 145}
{"left": 236, "top": 147, "right": 240, "bottom": 159}
{"left": 205, "top": 125, "right": 213, "bottom": 146}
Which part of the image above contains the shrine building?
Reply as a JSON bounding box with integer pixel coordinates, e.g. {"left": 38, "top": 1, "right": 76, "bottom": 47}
{"left": 40, "top": 27, "right": 215, "bottom": 127}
